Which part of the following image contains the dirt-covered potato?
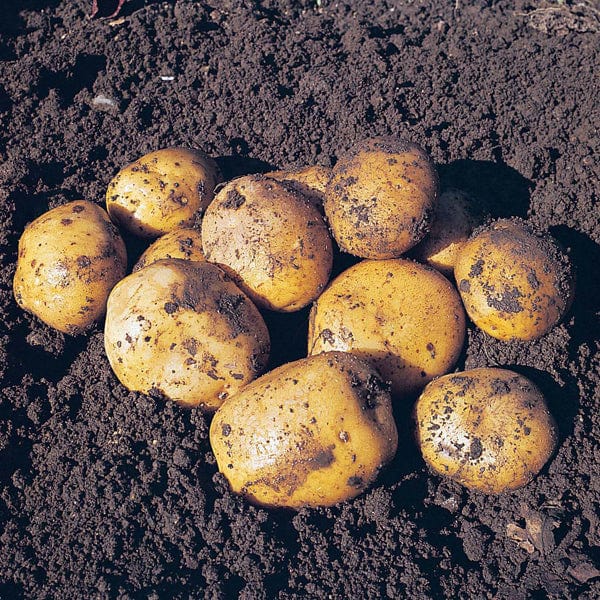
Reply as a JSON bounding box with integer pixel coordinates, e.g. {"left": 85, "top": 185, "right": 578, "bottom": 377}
{"left": 104, "top": 259, "right": 270, "bottom": 411}
{"left": 324, "top": 136, "right": 438, "bottom": 259}
{"left": 411, "top": 188, "right": 482, "bottom": 276}
{"left": 133, "top": 227, "right": 204, "bottom": 272}
{"left": 264, "top": 164, "right": 331, "bottom": 206}
{"left": 454, "top": 219, "right": 575, "bottom": 341}
{"left": 202, "top": 174, "right": 333, "bottom": 312}
{"left": 13, "top": 200, "right": 127, "bottom": 335}
{"left": 414, "top": 368, "right": 558, "bottom": 493}
{"left": 106, "top": 147, "right": 220, "bottom": 238}
{"left": 210, "top": 351, "right": 398, "bottom": 508}
{"left": 308, "top": 259, "right": 466, "bottom": 398}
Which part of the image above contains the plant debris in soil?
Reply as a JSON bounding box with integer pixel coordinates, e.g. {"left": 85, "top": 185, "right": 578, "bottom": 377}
{"left": 0, "top": 1, "right": 599, "bottom": 598}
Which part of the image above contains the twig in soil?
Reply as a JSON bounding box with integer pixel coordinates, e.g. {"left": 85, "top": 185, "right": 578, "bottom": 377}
{"left": 515, "top": 1, "right": 600, "bottom": 35}
{"left": 90, "top": 0, "right": 127, "bottom": 19}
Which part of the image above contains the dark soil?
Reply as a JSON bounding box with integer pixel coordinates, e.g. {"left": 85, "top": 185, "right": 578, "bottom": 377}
{"left": 1, "top": 1, "right": 599, "bottom": 598}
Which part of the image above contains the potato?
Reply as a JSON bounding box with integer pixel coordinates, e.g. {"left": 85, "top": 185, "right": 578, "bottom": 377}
{"left": 202, "top": 174, "right": 333, "bottom": 312}
{"left": 454, "top": 218, "right": 575, "bottom": 341}
{"left": 13, "top": 200, "right": 127, "bottom": 335}
{"left": 133, "top": 226, "right": 204, "bottom": 272}
{"left": 264, "top": 164, "right": 331, "bottom": 206}
{"left": 324, "top": 136, "right": 438, "bottom": 259}
{"left": 210, "top": 351, "right": 398, "bottom": 508}
{"left": 106, "top": 147, "right": 220, "bottom": 238}
{"left": 414, "top": 368, "right": 558, "bottom": 493}
{"left": 104, "top": 259, "right": 270, "bottom": 411}
{"left": 308, "top": 259, "right": 466, "bottom": 398}
{"left": 411, "top": 188, "right": 482, "bottom": 277}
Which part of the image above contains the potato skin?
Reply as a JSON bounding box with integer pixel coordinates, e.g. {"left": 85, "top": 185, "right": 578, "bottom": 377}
{"left": 264, "top": 165, "right": 331, "bottom": 207}
{"left": 308, "top": 259, "right": 466, "bottom": 398}
{"left": 324, "top": 136, "right": 438, "bottom": 259}
{"left": 13, "top": 200, "right": 127, "bottom": 335}
{"left": 133, "top": 227, "right": 204, "bottom": 272}
{"left": 454, "top": 219, "right": 575, "bottom": 341}
{"left": 106, "top": 147, "right": 220, "bottom": 238}
{"left": 202, "top": 174, "right": 333, "bottom": 312}
{"left": 414, "top": 368, "right": 558, "bottom": 494}
{"left": 104, "top": 259, "right": 270, "bottom": 411}
{"left": 411, "top": 188, "right": 482, "bottom": 277}
{"left": 210, "top": 351, "right": 398, "bottom": 508}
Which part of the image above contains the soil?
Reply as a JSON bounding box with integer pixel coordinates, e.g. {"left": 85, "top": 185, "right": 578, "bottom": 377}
{"left": 0, "top": 0, "right": 599, "bottom": 598}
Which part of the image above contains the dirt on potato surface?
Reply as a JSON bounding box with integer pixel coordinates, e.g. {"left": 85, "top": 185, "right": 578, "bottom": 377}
{"left": 0, "top": 0, "right": 599, "bottom": 598}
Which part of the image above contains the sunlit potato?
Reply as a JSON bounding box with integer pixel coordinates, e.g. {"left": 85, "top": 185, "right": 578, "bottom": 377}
{"left": 133, "top": 227, "right": 205, "bottom": 272}
{"left": 210, "top": 351, "right": 398, "bottom": 508}
{"left": 106, "top": 147, "right": 220, "bottom": 238}
{"left": 454, "top": 218, "right": 575, "bottom": 340}
{"left": 414, "top": 368, "right": 558, "bottom": 493}
{"left": 264, "top": 164, "right": 331, "bottom": 207}
{"left": 324, "top": 136, "right": 439, "bottom": 259}
{"left": 308, "top": 258, "right": 466, "bottom": 398}
{"left": 202, "top": 174, "right": 333, "bottom": 312}
{"left": 104, "top": 259, "right": 270, "bottom": 411}
{"left": 13, "top": 200, "right": 127, "bottom": 334}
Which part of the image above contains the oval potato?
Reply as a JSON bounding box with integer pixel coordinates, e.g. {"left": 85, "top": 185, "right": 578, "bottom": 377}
{"left": 133, "top": 227, "right": 205, "bottom": 272}
{"left": 13, "top": 200, "right": 127, "bottom": 334}
{"left": 324, "top": 136, "right": 438, "bottom": 259}
{"left": 202, "top": 175, "right": 333, "bottom": 312}
{"left": 411, "top": 188, "right": 482, "bottom": 277}
{"left": 454, "top": 219, "right": 574, "bottom": 341}
{"left": 264, "top": 164, "right": 331, "bottom": 207}
{"left": 210, "top": 351, "right": 398, "bottom": 508}
{"left": 308, "top": 259, "right": 466, "bottom": 398}
{"left": 104, "top": 259, "right": 270, "bottom": 410}
{"left": 106, "top": 147, "right": 220, "bottom": 238}
{"left": 414, "top": 368, "right": 558, "bottom": 493}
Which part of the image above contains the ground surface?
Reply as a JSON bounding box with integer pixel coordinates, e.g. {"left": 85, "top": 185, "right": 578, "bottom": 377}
{"left": 0, "top": 0, "right": 599, "bottom": 598}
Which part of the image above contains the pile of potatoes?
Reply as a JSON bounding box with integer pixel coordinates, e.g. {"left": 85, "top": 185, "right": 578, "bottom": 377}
{"left": 13, "top": 137, "right": 575, "bottom": 508}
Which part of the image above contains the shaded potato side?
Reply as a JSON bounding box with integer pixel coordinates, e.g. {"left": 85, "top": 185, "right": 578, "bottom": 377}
{"left": 308, "top": 258, "right": 466, "bottom": 399}
{"left": 13, "top": 200, "right": 127, "bottom": 335}
{"left": 210, "top": 351, "right": 398, "bottom": 508}
{"left": 454, "top": 218, "right": 575, "bottom": 341}
{"left": 324, "top": 136, "right": 438, "bottom": 259}
{"left": 202, "top": 174, "right": 333, "bottom": 312}
{"left": 414, "top": 368, "right": 558, "bottom": 493}
{"left": 104, "top": 259, "right": 270, "bottom": 411}
{"left": 264, "top": 164, "right": 331, "bottom": 207}
{"left": 106, "top": 147, "right": 221, "bottom": 238}
{"left": 133, "top": 227, "right": 205, "bottom": 272}
{"left": 411, "top": 188, "right": 483, "bottom": 277}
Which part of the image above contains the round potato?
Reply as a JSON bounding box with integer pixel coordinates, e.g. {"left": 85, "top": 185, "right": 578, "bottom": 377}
{"left": 13, "top": 200, "right": 127, "bottom": 335}
{"left": 264, "top": 164, "right": 331, "bottom": 207}
{"left": 133, "top": 227, "right": 204, "bottom": 272}
{"left": 106, "top": 147, "right": 220, "bottom": 238}
{"left": 202, "top": 174, "right": 333, "bottom": 312}
{"left": 454, "top": 218, "right": 575, "bottom": 341}
{"left": 411, "top": 188, "right": 482, "bottom": 277}
{"left": 414, "top": 368, "right": 558, "bottom": 494}
{"left": 104, "top": 259, "right": 270, "bottom": 411}
{"left": 308, "top": 259, "right": 466, "bottom": 398}
{"left": 324, "top": 136, "right": 438, "bottom": 259}
{"left": 210, "top": 351, "right": 398, "bottom": 508}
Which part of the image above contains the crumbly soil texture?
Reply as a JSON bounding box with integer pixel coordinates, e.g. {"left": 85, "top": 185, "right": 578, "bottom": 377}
{"left": 1, "top": 1, "right": 599, "bottom": 598}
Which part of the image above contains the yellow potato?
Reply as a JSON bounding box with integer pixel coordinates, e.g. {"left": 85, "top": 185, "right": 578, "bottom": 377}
{"left": 210, "top": 351, "right": 398, "bottom": 508}
{"left": 414, "top": 368, "right": 558, "bottom": 493}
{"left": 106, "top": 147, "right": 220, "bottom": 238}
{"left": 308, "top": 259, "right": 466, "bottom": 398}
{"left": 454, "top": 219, "right": 575, "bottom": 341}
{"left": 104, "top": 259, "right": 270, "bottom": 411}
{"left": 324, "top": 136, "right": 438, "bottom": 259}
{"left": 411, "top": 188, "right": 482, "bottom": 276}
{"left": 264, "top": 164, "right": 331, "bottom": 207}
{"left": 133, "top": 227, "right": 204, "bottom": 272}
{"left": 202, "top": 175, "right": 333, "bottom": 312}
{"left": 13, "top": 200, "right": 127, "bottom": 334}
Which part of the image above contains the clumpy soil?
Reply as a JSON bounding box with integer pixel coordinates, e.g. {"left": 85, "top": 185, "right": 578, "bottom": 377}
{"left": 0, "top": 0, "right": 599, "bottom": 598}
